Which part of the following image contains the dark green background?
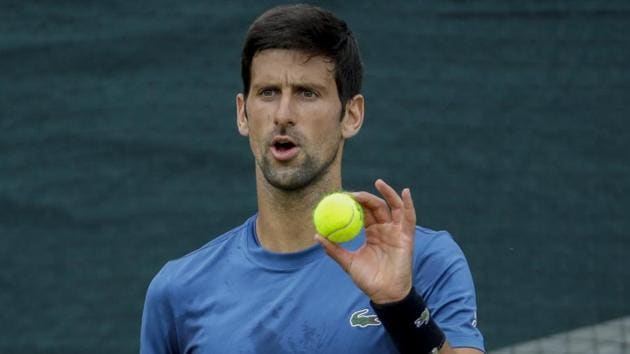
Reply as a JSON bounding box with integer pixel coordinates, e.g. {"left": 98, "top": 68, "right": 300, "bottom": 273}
{"left": 2, "top": 1, "right": 629, "bottom": 353}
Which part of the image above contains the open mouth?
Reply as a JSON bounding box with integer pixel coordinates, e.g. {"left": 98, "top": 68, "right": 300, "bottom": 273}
{"left": 274, "top": 141, "right": 296, "bottom": 151}
{"left": 271, "top": 137, "right": 299, "bottom": 161}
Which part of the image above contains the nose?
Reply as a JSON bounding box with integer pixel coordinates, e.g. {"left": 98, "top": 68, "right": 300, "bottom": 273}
{"left": 274, "top": 92, "right": 295, "bottom": 127}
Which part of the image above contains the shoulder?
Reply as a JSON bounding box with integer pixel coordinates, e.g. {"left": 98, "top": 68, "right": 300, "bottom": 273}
{"left": 411, "top": 226, "right": 473, "bottom": 298}
{"left": 413, "top": 226, "right": 466, "bottom": 265}
{"left": 149, "top": 218, "right": 252, "bottom": 296}
{"left": 411, "top": 226, "right": 485, "bottom": 351}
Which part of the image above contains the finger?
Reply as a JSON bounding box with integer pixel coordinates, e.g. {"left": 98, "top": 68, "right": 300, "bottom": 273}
{"left": 402, "top": 188, "right": 417, "bottom": 235}
{"left": 350, "top": 191, "right": 391, "bottom": 224}
{"left": 374, "top": 179, "right": 404, "bottom": 224}
{"left": 315, "top": 234, "right": 354, "bottom": 272}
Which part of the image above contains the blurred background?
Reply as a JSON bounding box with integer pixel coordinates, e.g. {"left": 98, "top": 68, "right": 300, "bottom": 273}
{"left": 2, "top": 1, "right": 629, "bottom": 353}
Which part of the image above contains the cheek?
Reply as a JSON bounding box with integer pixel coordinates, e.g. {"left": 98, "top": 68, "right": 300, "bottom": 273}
{"left": 309, "top": 121, "right": 343, "bottom": 151}
{"left": 303, "top": 103, "right": 342, "bottom": 132}
{"left": 249, "top": 130, "right": 264, "bottom": 154}
{"left": 246, "top": 104, "right": 273, "bottom": 134}
{"left": 246, "top": 120, "right": 270, "bottom": 155}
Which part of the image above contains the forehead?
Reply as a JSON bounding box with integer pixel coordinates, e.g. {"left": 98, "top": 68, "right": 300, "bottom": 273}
{"left": 250, "top": 49, "right": 336, "bottom": 87}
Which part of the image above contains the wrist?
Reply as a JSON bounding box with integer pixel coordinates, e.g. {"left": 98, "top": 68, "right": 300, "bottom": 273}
{"left": 370, "top": 287, "right": 445, "bottom": 354}
{"left": 370, "top": 284, "right": 412, "bottom": 305}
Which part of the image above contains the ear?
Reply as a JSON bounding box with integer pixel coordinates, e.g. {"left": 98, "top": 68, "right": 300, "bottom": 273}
{"left": 236, "top": 93, "right": 249, "bottom": 136}
{"left": 341, "top": 94, "right": 364, "bottom": 139}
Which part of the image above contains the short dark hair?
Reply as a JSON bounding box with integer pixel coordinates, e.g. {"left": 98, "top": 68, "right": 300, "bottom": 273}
{"left": 241, "top": 4, "right": 363, "bottom": 104}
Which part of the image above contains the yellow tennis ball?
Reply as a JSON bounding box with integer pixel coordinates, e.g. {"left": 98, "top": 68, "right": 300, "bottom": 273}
{"left": 313, "top": 192, "right": 364, "bottom": 243}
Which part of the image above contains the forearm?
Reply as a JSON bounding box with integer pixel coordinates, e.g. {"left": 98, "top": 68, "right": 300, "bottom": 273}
{"left": 371, "top": 287, "right": 445, "bottom": 354}
{"left": 439, "top": 342, "right": 484, "bottom": 354}
{"left": 371, "top": 287, "right": 483, "bottom": 354}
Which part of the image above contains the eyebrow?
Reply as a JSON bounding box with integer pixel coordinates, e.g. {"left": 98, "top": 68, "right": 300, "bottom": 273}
{"left": 250, "top": 80, "right": 330, "bottom": 94}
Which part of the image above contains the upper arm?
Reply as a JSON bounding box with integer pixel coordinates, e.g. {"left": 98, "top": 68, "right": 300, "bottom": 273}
{"left": 140, "top": 266, "right": 179, "bottom": 354}
{"left": 438, "top": 341, "right": 485, "bottom": 354}
{"left": 452, "top": 347, "right": 484, "bottom": 354}
{"left": 414, "top": 230, "right": 485, "bottom": 352}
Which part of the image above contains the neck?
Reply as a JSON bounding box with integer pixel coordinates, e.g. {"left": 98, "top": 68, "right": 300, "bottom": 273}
{"left": 255, "top": 166, "right": 342, "bottom": 253}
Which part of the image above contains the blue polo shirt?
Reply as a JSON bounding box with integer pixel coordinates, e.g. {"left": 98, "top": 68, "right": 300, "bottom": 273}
{"left": 140, "top": 215, "right": 484, "bottom": 353}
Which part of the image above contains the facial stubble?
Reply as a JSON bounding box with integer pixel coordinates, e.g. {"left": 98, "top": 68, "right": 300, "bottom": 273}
{"left": 257, "top": 129, "right": 342, "bottom": 192}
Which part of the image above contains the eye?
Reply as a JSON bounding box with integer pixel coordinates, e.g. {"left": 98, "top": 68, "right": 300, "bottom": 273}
{"left": 260, "top": 88, "right": 276, "bottom": 97}
{"left": 299, "top": 88, "right": 318, "bottom": 99}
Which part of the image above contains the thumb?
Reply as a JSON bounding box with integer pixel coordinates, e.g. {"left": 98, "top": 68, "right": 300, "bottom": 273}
{"left": 315, "top": 234, "right": 354, "bottom": 273}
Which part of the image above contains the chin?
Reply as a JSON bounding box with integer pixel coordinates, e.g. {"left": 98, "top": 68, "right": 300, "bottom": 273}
{"left": 258, "top": 149, "right": 338, "bottom": 192}
{"left": 266, "top": 174, "right": 313, "bottom": 191}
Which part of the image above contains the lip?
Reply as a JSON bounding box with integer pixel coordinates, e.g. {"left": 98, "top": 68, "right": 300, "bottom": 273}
{"left": 271, "top": 135, "right": 297, "bottom": 146}
{"left": 270, "top": 135, "right": 299, "bottom": 161}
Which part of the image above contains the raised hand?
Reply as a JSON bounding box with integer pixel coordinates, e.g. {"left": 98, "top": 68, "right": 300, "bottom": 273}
{"left": 315, "top": 179, "right": 416, "bottom": 304}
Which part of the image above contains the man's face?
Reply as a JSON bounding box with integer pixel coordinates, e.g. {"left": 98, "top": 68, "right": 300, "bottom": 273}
{"left": 236, "top": 49, "right": 357, "bottom": 191}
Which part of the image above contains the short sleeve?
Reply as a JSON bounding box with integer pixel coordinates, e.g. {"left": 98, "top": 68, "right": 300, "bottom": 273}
{"left": 140, "top": 264, "right": 179, "bottom": 354}
{"left": 413, "top": 229, "right": 485, "bottom": 352}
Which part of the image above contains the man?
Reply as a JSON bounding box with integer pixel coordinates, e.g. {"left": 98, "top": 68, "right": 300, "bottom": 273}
{"left": 141, "top": 4, "right": 484, "bottom": 354}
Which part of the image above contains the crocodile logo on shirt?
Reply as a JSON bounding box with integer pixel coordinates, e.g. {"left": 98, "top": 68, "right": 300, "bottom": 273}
{"left": 350, "top": 309, "right": 381, "bottom": 328}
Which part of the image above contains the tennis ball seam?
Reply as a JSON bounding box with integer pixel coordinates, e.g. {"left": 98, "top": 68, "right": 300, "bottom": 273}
{"left": 325, "top": 204, "right": 356, "bottom": 238}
